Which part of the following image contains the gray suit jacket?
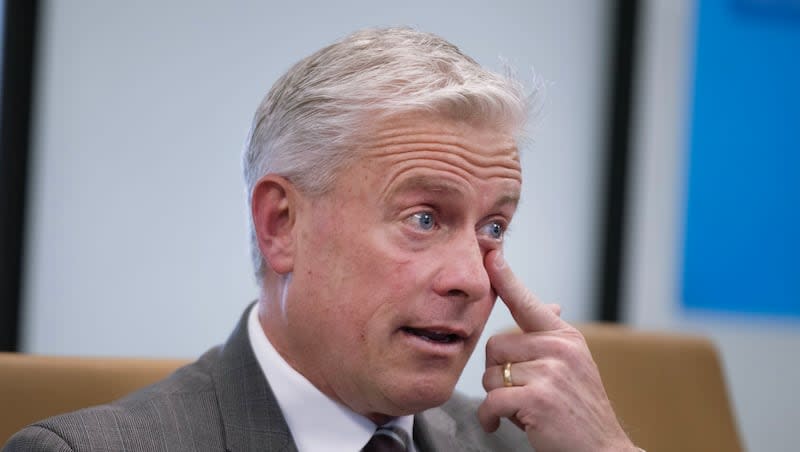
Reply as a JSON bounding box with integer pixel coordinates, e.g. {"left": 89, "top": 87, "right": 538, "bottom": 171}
{"left": 4, "top": 307, "right": 528, "bottom": 451}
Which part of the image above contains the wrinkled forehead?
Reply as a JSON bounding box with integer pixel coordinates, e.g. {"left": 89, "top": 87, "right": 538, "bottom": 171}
{"left": 300, "top": 110, "right": 524, "bottom": 204}
{"left": 347, "top": 112, "right": 523, "bottom": 198}
{"left": 353, "top": 111, "right": 522, "bottom": 161}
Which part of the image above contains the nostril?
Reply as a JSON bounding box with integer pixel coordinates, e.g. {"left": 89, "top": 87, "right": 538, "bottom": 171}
{"left": 447, "top": 289, "right": 468, "bottom": 298}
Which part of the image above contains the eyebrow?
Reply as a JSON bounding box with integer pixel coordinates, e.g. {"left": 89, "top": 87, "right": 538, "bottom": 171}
{"left": 492, "top": 193, "right": 520, "bottom": 210}
{"left": 385, "top": 175, "right": 520, "bottom": 210}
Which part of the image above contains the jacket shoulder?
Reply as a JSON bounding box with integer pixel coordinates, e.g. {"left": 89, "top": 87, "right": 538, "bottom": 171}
{"left": 3, "top": 426, "right": 73, "bottom": 452}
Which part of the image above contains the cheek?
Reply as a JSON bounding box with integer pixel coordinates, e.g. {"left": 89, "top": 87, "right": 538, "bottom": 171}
{"left": 377, "top": 249, "right": 433, "bottom": 296}
{"left": 481, "top": 297, "right": 498, "bottom": 320}
{"left": 351, "top": 249, "right": 433, "bottom": 334}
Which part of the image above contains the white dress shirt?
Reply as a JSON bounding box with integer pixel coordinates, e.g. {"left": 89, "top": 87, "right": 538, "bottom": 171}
{"left": 247, "top": 304, "right": 416, "bottom": 452}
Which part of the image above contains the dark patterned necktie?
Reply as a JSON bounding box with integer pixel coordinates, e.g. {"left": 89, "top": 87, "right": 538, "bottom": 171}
{"left": 361, "top": 425, "right": 410, "bottom": 452}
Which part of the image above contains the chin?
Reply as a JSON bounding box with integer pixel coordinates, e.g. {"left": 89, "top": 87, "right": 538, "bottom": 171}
{"left": 386, "top": 374, "right": 459, "bottom": 415}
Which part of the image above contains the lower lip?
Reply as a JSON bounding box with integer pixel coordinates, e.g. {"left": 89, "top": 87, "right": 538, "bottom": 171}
{"left": 400, "top": 329, "right": 466, "bottom": 356}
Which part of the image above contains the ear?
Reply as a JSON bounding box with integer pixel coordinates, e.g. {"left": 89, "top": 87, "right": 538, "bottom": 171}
{"left": 251, "top": 175, "right": 299, "bottom": 275}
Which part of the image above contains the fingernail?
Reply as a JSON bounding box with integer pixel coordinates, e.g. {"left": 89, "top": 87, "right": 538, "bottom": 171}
{"left": 494, "top": 251, "right": 505, "bottom": 269}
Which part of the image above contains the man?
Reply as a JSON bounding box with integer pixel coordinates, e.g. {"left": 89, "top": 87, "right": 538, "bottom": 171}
{"left": 5, "top": 28, "right": 641, "bottom": 451}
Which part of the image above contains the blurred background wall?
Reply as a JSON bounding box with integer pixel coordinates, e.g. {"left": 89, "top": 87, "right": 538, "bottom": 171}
{"left": 1, "top": 1, "right": 797, "bottom": 451}
{"left": 19, "top": 0, "right": 612, "bottom": 394}
{"left": 625, "top": 1, "right": 799, "bottom": 451}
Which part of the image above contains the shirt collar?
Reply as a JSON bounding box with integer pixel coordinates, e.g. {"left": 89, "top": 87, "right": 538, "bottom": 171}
{"left": 247, "top": 304, "right": 416, "bottom": 452}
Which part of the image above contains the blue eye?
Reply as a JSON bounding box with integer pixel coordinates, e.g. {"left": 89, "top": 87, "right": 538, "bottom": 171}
{"left": 411, "top": 212, "right": 436, "bottom": 231}
{"left": 482, "top": 221, "right": 505, "bottom": 240}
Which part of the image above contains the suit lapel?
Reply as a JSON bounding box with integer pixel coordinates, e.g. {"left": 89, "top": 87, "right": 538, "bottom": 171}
{"left": 212, "top": 303, "right": 299, "bottom": 452}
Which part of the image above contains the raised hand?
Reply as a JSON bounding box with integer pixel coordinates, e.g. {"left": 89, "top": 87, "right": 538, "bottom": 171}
{"left": 478, "top": 250, "right": 638, "bottom": 452}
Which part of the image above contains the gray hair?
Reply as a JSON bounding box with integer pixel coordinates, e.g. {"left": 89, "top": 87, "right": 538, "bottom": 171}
{"left": 243, "top": 27, "right": 531, "bottom": 282}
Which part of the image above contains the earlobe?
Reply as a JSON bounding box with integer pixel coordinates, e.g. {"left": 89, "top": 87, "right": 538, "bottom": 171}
{"left": 251, "top": 175, "right": 297, "bottom": 275}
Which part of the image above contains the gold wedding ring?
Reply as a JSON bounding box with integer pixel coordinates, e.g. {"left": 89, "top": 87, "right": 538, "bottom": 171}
{"left": 502, "top": 362, "right": 513, "bottom": 387}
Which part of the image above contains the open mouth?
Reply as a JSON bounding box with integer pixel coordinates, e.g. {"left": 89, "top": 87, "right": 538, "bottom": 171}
{"left": 401, "top": 327, "right": 464, "bottom": 344}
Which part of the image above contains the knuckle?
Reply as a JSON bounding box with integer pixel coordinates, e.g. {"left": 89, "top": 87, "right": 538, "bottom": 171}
{"left": 520, "top": 384, "right": 554, "bottom": 415}
{"left": 558, "top": 339, "right": 583, "bottom": 363}
{"left": 538, "top": 358, "right": 558, "bottom": 377}
{"left": 562, "top": 326, "right": 586, "bottom": 343}
{"left": 515, "top": 407, "right": 541, "bottom": 432}
{"left": 555, "top": 330, "right": 590, "bottom": 362}
{"left": 531, "top": 383, "right": 558, "bottom": 411}
{"left": 535, "top": 359, "right": 569, "bottom": 388}
{"left": 483, "top": 388, "right": 502, "bottom": 409}
{"left": 523, "top": 384, "right": 544, "bottom": 404}
{"left": 485, "top": 335, "right": 501, "bottom": 356}
{"left": 482, "top": 370, "right": 493, "bottom": 391}
{"left": 548, "top": 337, "right": 572, "bottom": 357}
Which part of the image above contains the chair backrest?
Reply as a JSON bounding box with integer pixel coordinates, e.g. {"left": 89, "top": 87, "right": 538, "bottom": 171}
{"left": 0, "top": 352, "right": 189, "bottom": 444}
{"left": 578, "top": 323, "right": 743, "bottom": 452}
{"left": 2, "top": 326, "right": 744, "bottom": 451}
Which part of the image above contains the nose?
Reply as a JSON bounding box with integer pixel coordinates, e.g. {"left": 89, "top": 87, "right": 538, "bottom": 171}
{"left": 432, "top": 231, "right": 491, "bottom": 302}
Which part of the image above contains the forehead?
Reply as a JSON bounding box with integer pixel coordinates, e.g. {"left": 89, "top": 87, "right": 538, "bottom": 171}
{"left": 354, "top": 113, "right": 522, "bottom": 191}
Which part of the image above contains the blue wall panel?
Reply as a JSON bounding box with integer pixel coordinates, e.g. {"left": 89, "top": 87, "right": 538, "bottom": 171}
{"left": 682, "top": 0, "right": 800, "bottom": 317}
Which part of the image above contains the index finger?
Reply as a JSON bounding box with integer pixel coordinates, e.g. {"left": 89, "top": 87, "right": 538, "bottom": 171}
{"left": 485, "top": 249, "right": 564, "bottom": 332}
